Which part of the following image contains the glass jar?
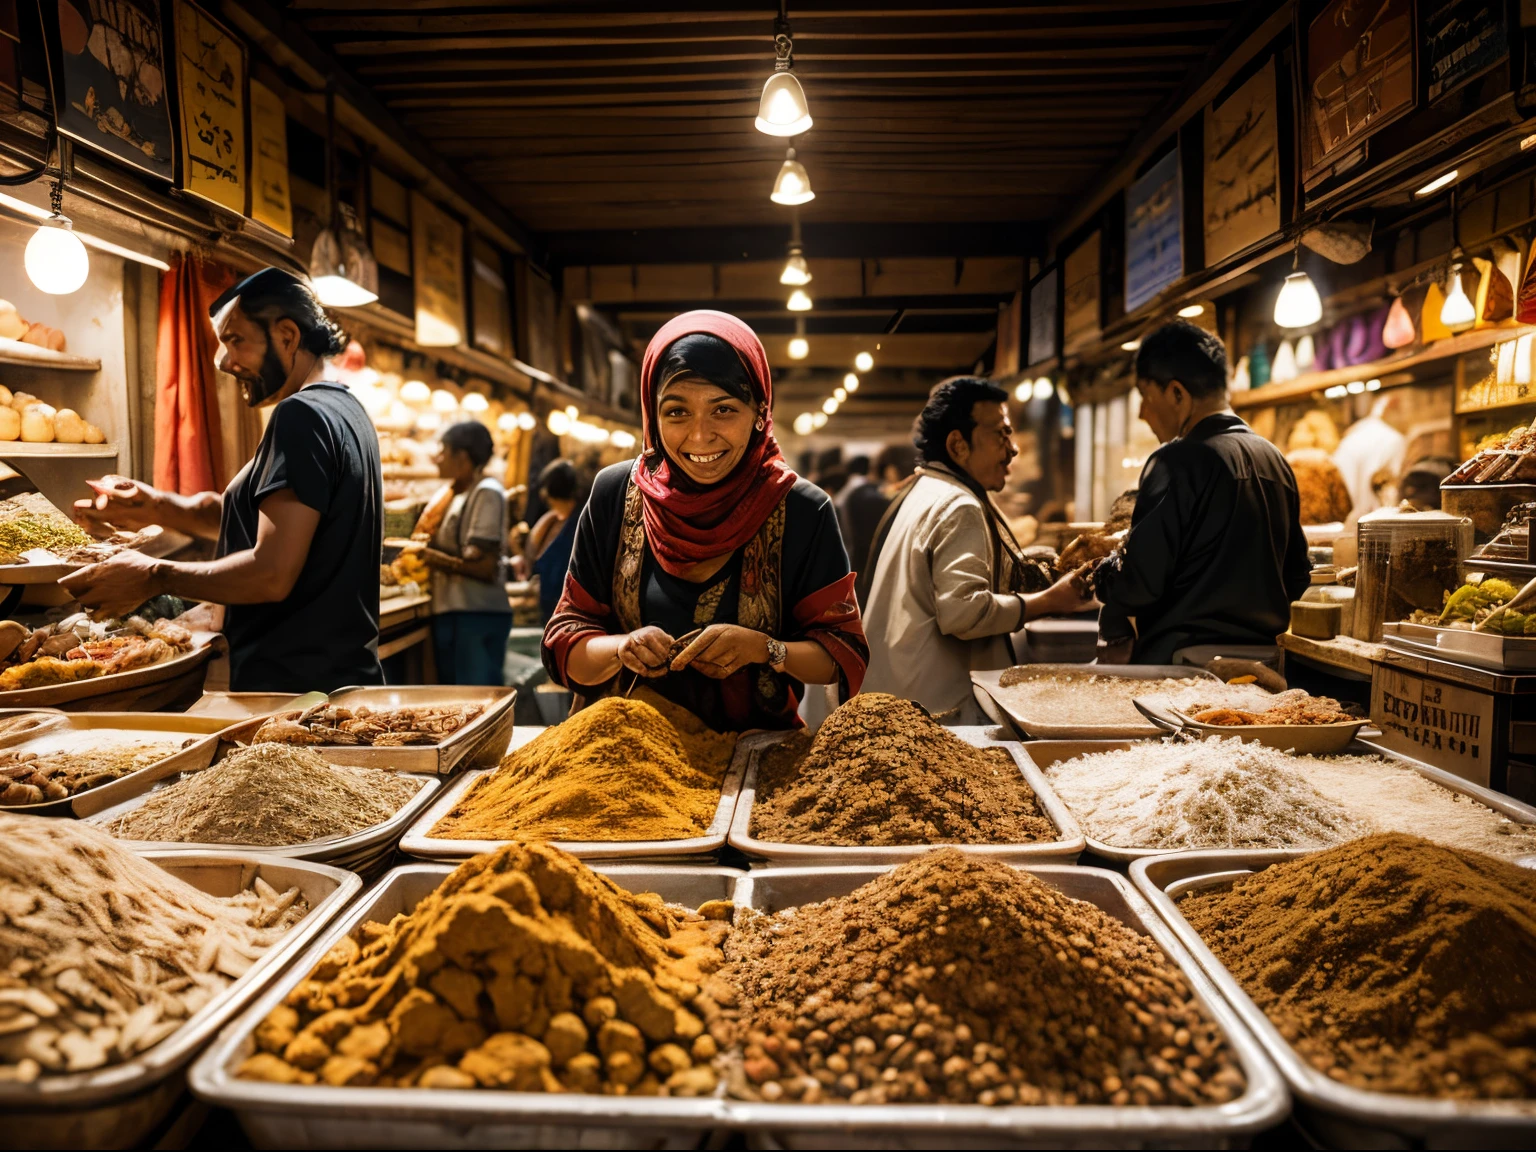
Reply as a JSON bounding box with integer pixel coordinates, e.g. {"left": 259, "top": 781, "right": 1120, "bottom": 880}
{"left": 1353, "top": 509, "right": 1473, "bottom": 641}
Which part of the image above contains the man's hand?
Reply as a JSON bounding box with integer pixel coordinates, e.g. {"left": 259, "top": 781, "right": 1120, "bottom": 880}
{"left": 73, "top": 476, "right": 162, "bottom": 539}
{"left": 58, "top": 550, "right": 163, "bottom": 619}
{"left": 1026, "top": 571, "right": 1099, "bottom": 619}
{"left": 420, "top": 547, "right": 460, "bottom": 572}
{"left": 618, "top": 626, "right": 676, "bottom": 677}
{"left": 670, "top": 624, "right": 769, "bottom": 679}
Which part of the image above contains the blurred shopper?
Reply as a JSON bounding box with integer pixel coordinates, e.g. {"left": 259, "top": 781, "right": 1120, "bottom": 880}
{"left": 835, "top": 454, "right": 891, "bottom": 584}
{"left": 861, "top": 377, "right": 1091, "bottom": 720}
{"left": 418, "top": 420, "right": 512, "bottom": 684}
{"left": 876, "top": 442, "right": 918, "bottom": 494}
{"left": 526, "top": 458, "right": 582, "bottom": 624}
{"left": 1094, "top": 321, "right": 1308, "bottom": 664}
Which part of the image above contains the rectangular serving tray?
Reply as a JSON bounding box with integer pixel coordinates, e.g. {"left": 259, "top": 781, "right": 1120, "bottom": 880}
{"left": 1020, "top": 738, "right": 1536, "bottom": 864}
{"left": 1, "top": 711, "right": 233, "bottom": 818}
{"left": 6, "top": 852, "right": 362, "bottom": 1150}
{"left": 726, "top": 726, "right": 1085, "bottom": 865}
{"left": 1382, "top": 620, "right": 1536, "bottom": 672}
{"left": 219, "top": 685, "right": 516, "bottom": 775}
{"left": 398, "top": 728, "right": 748, "bottom": 862}
{"left": 971, "top": 663, "right": 1221, "bottom": 740}
{"left": 1130, "top": 849, "right": 1536, "bottom": 1146}
{"left": 189, "top": 862, "right": 743, "bottom": 1149}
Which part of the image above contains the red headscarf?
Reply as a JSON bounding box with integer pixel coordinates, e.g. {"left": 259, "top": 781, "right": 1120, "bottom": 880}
{"left": 635, "top": 310, "right": 797, "bottom": 575}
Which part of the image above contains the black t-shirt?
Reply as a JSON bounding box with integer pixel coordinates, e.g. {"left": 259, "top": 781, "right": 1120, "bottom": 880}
{"left": 217, "top": 383, "right": 384, "bottom": 692}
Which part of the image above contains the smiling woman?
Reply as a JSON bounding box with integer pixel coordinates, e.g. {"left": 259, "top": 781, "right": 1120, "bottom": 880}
{"left": 541, "top": 310, "right": 868, "bottom": 732}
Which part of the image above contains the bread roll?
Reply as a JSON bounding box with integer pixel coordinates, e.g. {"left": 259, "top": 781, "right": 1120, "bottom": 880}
{"left": 0, "top": 301, "right": 24, "bottom": 341}
{"left": 82, "top": 422, "right": 105, "bottom": 445}
{"left": 0, "top": 408, "right": 21, "bottom": 441}
{"left": 0, "top": 386, "right": 13, "bottom": 408}
{"left": 53, "top": 408, "right": 85, "bottom": 444}
{"left": 20, "top": 409, "right": 54, "bottom": 443}
{"left": 9, "top": 392, "right": 36, "bottom": 412}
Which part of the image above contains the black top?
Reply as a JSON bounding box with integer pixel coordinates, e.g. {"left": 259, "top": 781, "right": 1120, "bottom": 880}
{"left": 556, "top": 462, "right": 851, "bottom": 730}
{"left": 218, "top": 383, "right": 384, "bottom": 692}
{"left": 1096, "top": 413, "right": 1310, "bottom": 664}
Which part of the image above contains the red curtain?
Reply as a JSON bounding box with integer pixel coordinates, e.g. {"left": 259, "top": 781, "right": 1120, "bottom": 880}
{"left": 154, "top": 255, "right": 234, "bottom": 494}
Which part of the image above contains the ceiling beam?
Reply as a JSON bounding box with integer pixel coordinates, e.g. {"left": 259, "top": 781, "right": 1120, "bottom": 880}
{"left": 546, "top": 223, "right": 1039, "bottom": 266}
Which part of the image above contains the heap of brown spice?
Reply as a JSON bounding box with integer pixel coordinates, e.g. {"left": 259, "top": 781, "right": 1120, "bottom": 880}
{"left": 431, "top": 689, "right": 736, "bottom": 842}
{"left": 749, "top": 693, "right": 1055, "bottom": 846}
{"left": 716, "top": 849, "right": 1245, "bottom": 1106}
{"left": 237, "top": 842, "right": 732, "bottom": 1095}
{"left": 1181, "top": 832, "right": 1536, "bottom": 1098}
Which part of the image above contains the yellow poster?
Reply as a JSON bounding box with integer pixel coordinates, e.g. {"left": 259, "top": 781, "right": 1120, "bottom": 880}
{"left": 248, "top": 80, "right": 291, "bottom": 236}
{"left": 411, "top": 191, "right": 465, "bottom": 347}
{"left": 175, "top": 0, "right": 246, "bottom": 214}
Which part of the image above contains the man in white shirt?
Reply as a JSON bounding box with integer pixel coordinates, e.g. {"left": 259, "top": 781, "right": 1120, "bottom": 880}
{"left": 861, "top": 376, "right": 1090, "bottom": 720}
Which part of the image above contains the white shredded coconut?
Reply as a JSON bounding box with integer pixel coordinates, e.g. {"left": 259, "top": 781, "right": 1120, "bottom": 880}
{"left": 991, "top": 672, "right": 1276, "bottom": 731}
{"left": 1043, "top": 736, "right": 1536, "bottom": 855}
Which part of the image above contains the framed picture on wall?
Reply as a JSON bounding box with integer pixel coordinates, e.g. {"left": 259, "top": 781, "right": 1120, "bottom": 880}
{"left": 1062, "top": 232, "right": 1101, "bottom": 355}
{"left": 173, "top": 0, "right": 246, "bottom": 214}
{"left": 248, "top": 80, "right": 291, "bottom": 235}
{"left": 1125, "top": 149, "right": 1182, "bottom": 313}
{"left": 1301, "top": 0, "right": 1416, "bottom": 184}
{"left": 1424, "top": 0, "right": 1507, "bottom": 105}
{"left": 1204, "top": 57, "right": 1281, "bottom": 265}
{"left": 38, "top": 0, "right": 175, "bottom": 180}
{"left": 1027, "top": 266, "right": 1058, "bottom": 367}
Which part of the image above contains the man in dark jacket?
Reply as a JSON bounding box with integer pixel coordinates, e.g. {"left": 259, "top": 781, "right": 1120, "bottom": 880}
{"left": 1096, "top": 321, "right": 1310, "bottom": 664}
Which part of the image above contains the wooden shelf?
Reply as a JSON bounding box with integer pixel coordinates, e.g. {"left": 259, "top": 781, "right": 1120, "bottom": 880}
{"left": 1454, "top": 390, "right": 1536, "bottom": 416}
{"left": 0, "top": 340, "right": 101, "bottom": 372}
{"left": 0, "top": 442, "right": 116, "bottom": 459}
{"left": 1232, "top": 325, "right": 1535, "bottom": 410}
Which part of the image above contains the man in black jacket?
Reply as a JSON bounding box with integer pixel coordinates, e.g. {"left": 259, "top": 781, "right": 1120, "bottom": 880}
{"left": 1096, "top": 321, "right": 1310, "bottom": 664}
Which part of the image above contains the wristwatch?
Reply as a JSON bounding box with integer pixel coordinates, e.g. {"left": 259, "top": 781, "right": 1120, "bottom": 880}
{"left": 764, "top": 636, "right": 788, "bottom": 670}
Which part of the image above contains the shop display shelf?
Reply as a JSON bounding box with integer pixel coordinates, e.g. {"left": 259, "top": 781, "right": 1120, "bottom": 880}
{"left": 1018, "top": 737, "right": 1536, "bottom": 864}
{"left": 0, "top": 441, "right": 116, "bottom": 458}
{"left": 970, "top": 664, "right": 1220, "bottom": 740}
{"left": 188, "top": 862, "right": 743, "bottom": 1149}
{"left": 726, "top": 726, "right": 1085, "bottom": 866}
{"left": 5, "top": 852, "right": 361, "bottom": 1150}
{"left": 721, "top": 862, "right": 1286, "bottom": 1147}
{"left": 398, "top": 728, "right": 750, "bottom": 862}
{"left": 1131, "top": 849, "right": 1536, "bottom": 1146}
{"left": 0, "top": 340, "right": 101, "bottom": 371}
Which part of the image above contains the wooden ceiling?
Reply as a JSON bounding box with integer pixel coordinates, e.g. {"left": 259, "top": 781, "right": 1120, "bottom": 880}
{"left": 284, "top": 0, "right": 1257, "bottom": 399}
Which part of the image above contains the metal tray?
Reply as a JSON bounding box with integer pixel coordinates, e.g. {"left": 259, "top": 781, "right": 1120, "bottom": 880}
{"left": 971, "top": 664, "right": 1221, "bottom": 740}
{"left": 0, "top": 711, "right": 231, "bottom": 818}
{"left": 83, "top": 745, "right": 443, "bottom": 881}
{"left": 398, "top": 729, "right": 748, "bottom": 862}
{"left": 1131, "top": 849, "right": 1536, "bottom": 1147}
{"left": 183, "top": 691, "right": 317, "bottom": 722}
{"left": 188, "top": 862, "right": 743, "bottom": 1149}
{"left": 723, "top": 862, "right": 1287, "bottom": 1147}
{"left": 1132, "top": 696, "right": 1373, "bottom": 756}
{"left": 1022, "top": 738, "right": 1536, "bottom": 864}
{"left": 726, "top": 727, "right": 1086, "bottom": 866}
{"left": 0, "top": 630, "right": 223, "bottom": 710}
{"left": 220, "top": 685, "right": 516, "bottom": 775}
{"left": 6, "top": 852, "right": 362, "bottom": 1150}
{"left": 1382, "top": 620, "right": 1536, "bottom": 672}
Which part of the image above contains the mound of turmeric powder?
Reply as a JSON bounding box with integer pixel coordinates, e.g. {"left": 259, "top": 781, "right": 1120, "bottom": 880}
{"left": 236, "top": 842, "right": 732, "bottom": 1095}
{"left": 431, "top": 689, "right": 737, "bottom": 843}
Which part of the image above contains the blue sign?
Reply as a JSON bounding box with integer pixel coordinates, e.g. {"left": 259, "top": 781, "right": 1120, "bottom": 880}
{"left": 1125, "top": 149, "right": 1183, "bottom": 313}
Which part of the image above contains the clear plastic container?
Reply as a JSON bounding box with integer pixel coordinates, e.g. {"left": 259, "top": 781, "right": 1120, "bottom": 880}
{"left": 1352, "top": 509, "right": 1472, "bottom": 641}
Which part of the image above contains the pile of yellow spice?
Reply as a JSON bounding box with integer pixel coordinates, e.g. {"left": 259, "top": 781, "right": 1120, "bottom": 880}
{"left": 431, "top": 689, "right": 737, "bottom": 843}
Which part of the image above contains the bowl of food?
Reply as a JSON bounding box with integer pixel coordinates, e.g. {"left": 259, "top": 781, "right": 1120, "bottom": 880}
{"left": 1133, "top": 689, "right": 1371, "bottom": 755}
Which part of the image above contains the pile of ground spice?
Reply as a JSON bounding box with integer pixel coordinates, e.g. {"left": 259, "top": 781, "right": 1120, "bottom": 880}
{"left": 431, "top": 689, "right": 736, "bottom": 842}
{"left": 1181, "top": 833, "right": 1536, "bottom": 1098}
{"left": 1046, "top": 738, "right": 1536, "bottom": 855}
{"left": 748, "top": 693, "right": 1055, "bottom": 846}
{"left": 715, "top": 849, "right": 1245, "bottom": 1106}
{"left": 107, "top": 744, "right": 424, "bottom": 846}
{"left": 236, "top": 842, "right": 731, "bottom": 1096}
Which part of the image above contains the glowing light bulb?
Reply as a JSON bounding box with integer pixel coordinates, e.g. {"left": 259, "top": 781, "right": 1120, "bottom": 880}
{"left": 547, "top": 410, "right": 571, "bottom": 435}
{"left": 834, "top": 387, "right": 847, "bottom": 403}
{"left": 822, "top": 397, "right": 838, "bottom": 414}
{"left": 462, "top": 392, "right": 488, "bottom": 412}
{"left": 496, "top": 412, "right": 517, "bottom": 431}
{"left": 431, "top": 389, "right": 459, "bottom": 412}
{"left": 755, "top": 72, "right": 812, "bottom": 137}
{"left": 787, "top": 336, "right": 809, "bottom": 360}
{"left": 770, "top": 150, "right": 815, "bottom": 206}
{"left": 793, "top": 412, "right": 814, "bottom": 435}
{"left": 812, "top": 411, "right": 828, "bottom": 428}
{"left": 400, "top": 380, "right": 431, "bottom": 404}
{"left": 787, "top": 288, "right": 813, "bottom": 312}
{"left": 1120, "top": 339, "right": 1141, "bottom": 351}
{"left": 1032, "top": 378, "right": 1054, "bottom": 400}
{"left": 25, "top": 219, "right": 89, "bottom": 295}
{"left": 779, "top": 249, "right": 812, "bottom": 286}
{"left": 843, "top": 374, "right": 858, "bottom": 393}
{"left": 1177, "top": 304, "right": 1205, "bottom": 318}
{"left": 516, "top": 412, "right": 536, "bottom": 431}
{"left": 416, "top": 411, "right": 442, "bottom": 431}
{"left": 1274, "top": 272, "right": 1322, "bottom": 328}
{"left": 1440, "top": 266, "right": 1476, "bottom": 332}
{"left": 1014, "top": 381, "right": 1031, "bottom": 402}
{"left": 854, "top": 351, "right": 874, "bottom": 372}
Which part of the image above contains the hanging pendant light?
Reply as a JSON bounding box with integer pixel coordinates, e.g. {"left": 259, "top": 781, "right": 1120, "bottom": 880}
{"left": 1274, "top": 273, "right": 1322, "bottom": 328}
{"left": 1272, "top": 338, "right": 1298, "bottom": 382}
{"left": 770, "top": 148, "right": 815, "bottom": 205}
{"left": 755, "top": 9, "right": 812, "bottom": 137}
{"left": 24, "top": 178, "right": 89, "bottom": 296}
{"left": 854, "top": 351, "right": 874, "bottom": 372}
{"left": 780, "top": 245, "right": 811, "bottom": 285}
{"left": 1440, "top": 263, "right": 1476, "bottom": 333}
{"left": 1295, "top": 334, "right": 1316, "bottom": 372}
{"left": 308, "top": 87, "right": 379, "bottom": 308}
{"left": 787, "top": 316, "right": 809, "bottom": 360}
{"left": 787, "top": 287, "right": 813, "bottom": 312}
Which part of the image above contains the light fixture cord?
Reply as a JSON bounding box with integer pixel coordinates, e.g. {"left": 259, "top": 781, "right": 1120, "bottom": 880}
{"left": 49, "top": 177, "right": 63, "bottom": 218}
{"left": 773, "top": 5, "right": 793, "bottom": 71}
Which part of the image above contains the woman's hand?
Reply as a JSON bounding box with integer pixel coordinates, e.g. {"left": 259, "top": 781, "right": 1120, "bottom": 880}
{"left": 618, "top": 626, "right": 676, "bottom": 677}
{"left": 670, "top": 624, "right": 769, "bottom": 679}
